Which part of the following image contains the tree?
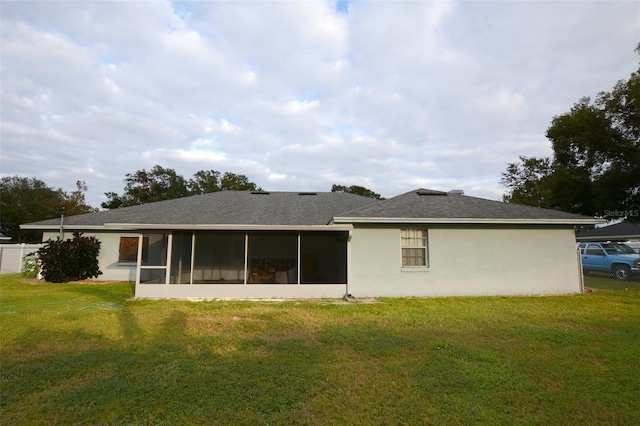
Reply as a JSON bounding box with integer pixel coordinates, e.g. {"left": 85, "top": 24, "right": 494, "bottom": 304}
{"left": 500, "top": 156, "right": 553, "bottom": 207}
{"left": 219, "top": 172, "right": 261, "bottom": 191}
{"left": 0, "top": 176, "right": 61, "bottom": 242}
{"left": 331, "top": 184, "right": 383, "bottom": 199}
{"left": 103, "top": 166, "right": 262, "bottom": 209}
{"left": 0, "top": 177, "right": 97, "bottom": 242}
{"left": 102, "top": 165, "right": 190, "bottom": 209}
{"left": 501, "top": 44, "right": 640, "bottom": 220}
{"left": 62, "top": 180, "right": 99, "bottom": 216}
{"left": 188, "top": 170, "right": 221, "bottom": 194}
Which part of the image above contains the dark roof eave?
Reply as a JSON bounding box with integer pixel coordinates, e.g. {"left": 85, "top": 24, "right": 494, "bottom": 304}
{"left": 576, "top": 235, "right": 640, "bottom": 241}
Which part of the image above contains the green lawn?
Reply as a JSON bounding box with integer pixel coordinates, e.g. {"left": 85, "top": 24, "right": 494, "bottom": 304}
{"left": 1, "top": 274, "right": 639, "bottom": 425}
{"left": 583, "top": 271, "right": 640, "bottom": 291}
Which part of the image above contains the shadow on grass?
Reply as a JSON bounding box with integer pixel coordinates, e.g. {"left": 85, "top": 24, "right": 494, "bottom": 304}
{"left": 1, "top": 308, "right": 327, "bottom": 425}
{"left": 63, "top": 281, "right": 142, "bottom": 341}
{"left": 2, "top": 287, "right": 431, "bottom": 425}
{"left": 4, "top": 283, "right": 640, "bottom": 425}
{"left": 63, "top": 281, "right": 135, "bottom": 300}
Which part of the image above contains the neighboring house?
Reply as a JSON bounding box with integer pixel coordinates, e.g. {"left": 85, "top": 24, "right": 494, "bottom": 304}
{"left": 21, "top": 189, "right": 598, "bottom": 299}
{"left": 576, "top": 221, "right": 640, "bottom": 242}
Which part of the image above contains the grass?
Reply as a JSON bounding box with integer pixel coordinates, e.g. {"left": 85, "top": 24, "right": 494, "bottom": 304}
{"left": 1, "top": 273, "right": 639, "bottom": 425}
{"left": 583, "top": 271, "right": 640, "bottom": 291}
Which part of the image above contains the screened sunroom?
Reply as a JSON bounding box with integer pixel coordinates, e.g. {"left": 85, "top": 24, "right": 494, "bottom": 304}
{"left": 133, "top": 229, "right": 350, "bottom": 298}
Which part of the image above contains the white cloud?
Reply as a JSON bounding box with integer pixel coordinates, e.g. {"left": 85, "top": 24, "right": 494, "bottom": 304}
{"left": 1, "top": 0, "right": 638, "bottom": 207}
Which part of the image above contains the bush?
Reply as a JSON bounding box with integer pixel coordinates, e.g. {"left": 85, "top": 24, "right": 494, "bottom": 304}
{"left": 38, "top": 231, "right": 102, "bottom": 283}
{"left": 21, "top": 252, "right": 39, "bottom": 278}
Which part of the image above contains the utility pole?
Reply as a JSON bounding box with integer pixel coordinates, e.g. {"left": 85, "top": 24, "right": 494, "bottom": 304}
{"left": 59, "top": 206, "right": 66, "bottom": 240}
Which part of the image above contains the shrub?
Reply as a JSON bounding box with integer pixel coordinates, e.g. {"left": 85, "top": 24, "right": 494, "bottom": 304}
{"left": 38, "top": 231, "right": 102, "bottom": 283}
{"left": 21, "top": 252, "right": 39, "bottom": 278}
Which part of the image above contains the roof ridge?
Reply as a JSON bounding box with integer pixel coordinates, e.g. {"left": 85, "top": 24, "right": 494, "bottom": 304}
{"left": 333, "top": 188, "right": 439, "bottom": 218}
{"left": 333, "top": 197, "right": 385, "bottom": 217}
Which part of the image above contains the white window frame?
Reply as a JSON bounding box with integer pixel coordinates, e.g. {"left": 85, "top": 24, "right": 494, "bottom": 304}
{"left": 136, "top": 233, "right": 172, "bottom": 284}
{"left": 400, "top": 229, "right": 429, "bottom": 269}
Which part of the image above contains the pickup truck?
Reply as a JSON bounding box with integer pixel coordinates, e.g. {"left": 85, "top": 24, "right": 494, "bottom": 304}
{"left": 578, "top": 242, "right": 640, "bottom": 281}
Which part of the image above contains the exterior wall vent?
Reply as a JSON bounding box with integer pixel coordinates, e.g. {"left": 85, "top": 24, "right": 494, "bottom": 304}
{"left": 416, "top": 190, "right": 447, "bottom": 196}
{"left": 448, "top": 189, "right": 465, "bottom": 195}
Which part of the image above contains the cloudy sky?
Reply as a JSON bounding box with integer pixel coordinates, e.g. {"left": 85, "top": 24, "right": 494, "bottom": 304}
{"left": 2, "top": 0, "right": 638, "bottom": 208}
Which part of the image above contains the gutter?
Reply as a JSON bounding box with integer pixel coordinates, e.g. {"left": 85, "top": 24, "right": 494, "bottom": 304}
{"left": 332, "top": 217, "right": 603, "bottom": 226}
{"left": 21, "top": 223, "right": 355, "bottom": 232}
{"left": 105, "top": 223, "right": 355, "bottom": 231}
{"left": 20, "top": 224, "right": 111, "bottom": 231}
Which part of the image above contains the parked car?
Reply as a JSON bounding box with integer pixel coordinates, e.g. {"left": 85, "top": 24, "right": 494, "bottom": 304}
{"left": 578, "top": 242, "right": 640, "bottom": 280}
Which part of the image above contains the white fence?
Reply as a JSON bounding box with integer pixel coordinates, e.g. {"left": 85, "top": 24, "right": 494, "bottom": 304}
{"left": 0, "top": 244, "right": 43, "bottom": 274}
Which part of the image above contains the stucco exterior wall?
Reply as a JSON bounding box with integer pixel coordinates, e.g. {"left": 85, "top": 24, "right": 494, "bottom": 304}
{"left": 348, "top": 225, "right": 581, "bottom": 297}
{"left": 135, "top": 283, "right": 346, "bottom": 299}
{"left": 42, "top": 231, "right": 137, "bottom": 282}
{"left": 42, "top": 225, "right": 582, "bottom": 298}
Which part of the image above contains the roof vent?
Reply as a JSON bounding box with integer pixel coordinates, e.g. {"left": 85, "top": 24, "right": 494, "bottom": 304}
{"left": 416, "top": 189, "right": 447, "bottom": 196}
{"left": 298, "top": 192, "right": 317, "bottom": 196}
{"left": 448, "top": 189, "right": 464, "bottom": 195}
{"left": 251, "top": 191, "right": 270, "bottom": 195}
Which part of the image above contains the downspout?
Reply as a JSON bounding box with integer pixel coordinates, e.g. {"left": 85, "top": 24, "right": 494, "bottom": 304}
{"left": 345, "top": 229, "right": 353, "bottom": 297}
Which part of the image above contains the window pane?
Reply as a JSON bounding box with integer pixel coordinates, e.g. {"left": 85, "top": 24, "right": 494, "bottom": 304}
{"left": 401, "top": 229, "right": 428, "bottom": 267}
{"left": 586, "top": 247, "right": 604, "bottom": 256}
{"left": 402, "top": 248, "right": 426, "bottom": 266}
{"left": 141, "top": 234, "right": 168, "bottom": 266}
{"left": 193, "top": 232, "right": 245, "bottom": 284}
{"left": 170, "top": 232, "right": 192, "bottom": 284}
{"left": 401, "top": 229, "right": 426, "bottom": 248}
{"left": 248, "top": 232, "right": 297, "bottom": 284}
{"left": 118, "top": 237, "right": 139, "bottom": 263}
{"left": 300, "top": 232, "right": 348, "bottom": 284}
{"left": 140, "top": 268, "right": 166, "bottom": 284}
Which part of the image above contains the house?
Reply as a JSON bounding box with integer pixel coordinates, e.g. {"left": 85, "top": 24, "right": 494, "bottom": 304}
{"left": 576, "top": 221, "right": 640, "bottom": 253}
{"left": 576, "top": 221, "right": 640, "bottom": 242}
{"left": 21, "top": 189, "right": 598, "bottom": 298}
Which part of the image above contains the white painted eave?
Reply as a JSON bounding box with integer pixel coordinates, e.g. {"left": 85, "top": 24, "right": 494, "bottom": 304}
{"left": 23, "top": 217, "right": 603, "bottom": 230}
{"left": 332, "top": 216, "right": 603, "bottom": 225}
{"left": 20, "top": 224, "right": 109, "bottom": 231}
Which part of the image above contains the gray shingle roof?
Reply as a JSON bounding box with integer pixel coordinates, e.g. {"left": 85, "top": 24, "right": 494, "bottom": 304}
{"left": 22, "top": 189, "right": 597, "bottom": 230}
{"left": 576, "top": 221, "right": 640, "bottom": 241}
{"left": 22, "top": 191, "right": 379, "bottom": 228}
{"left": 335, "top": 189, "right": 596, "bottom": 222}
